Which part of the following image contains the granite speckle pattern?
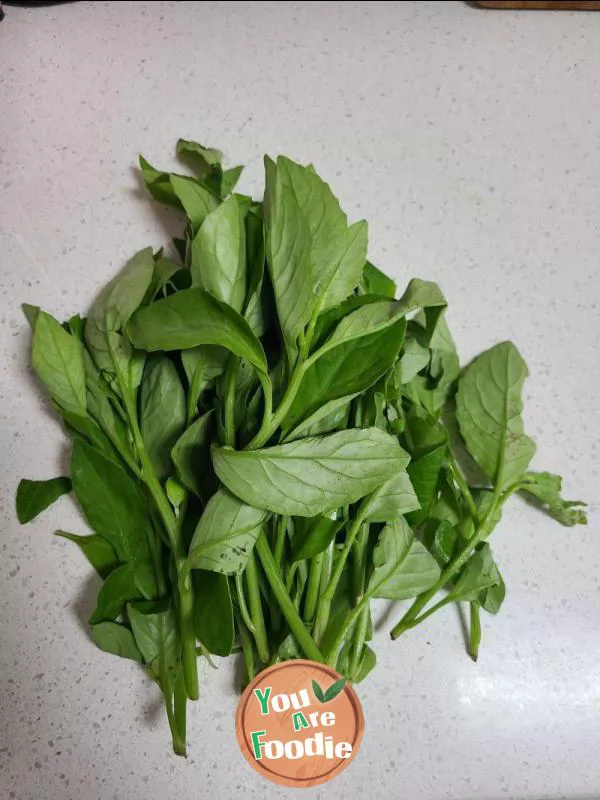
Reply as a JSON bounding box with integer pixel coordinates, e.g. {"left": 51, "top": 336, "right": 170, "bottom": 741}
{"left": 1, "top": 2, "right": 599, "bottom": 799}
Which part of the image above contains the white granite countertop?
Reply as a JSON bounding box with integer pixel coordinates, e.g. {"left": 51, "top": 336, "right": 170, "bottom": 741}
{"left": 1, "top": 2, "right": 599, "bottom": 799}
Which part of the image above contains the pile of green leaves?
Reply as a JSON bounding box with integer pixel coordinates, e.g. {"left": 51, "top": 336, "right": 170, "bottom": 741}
{"left": 16, "top": 140, "right": 586, "bottom": 756}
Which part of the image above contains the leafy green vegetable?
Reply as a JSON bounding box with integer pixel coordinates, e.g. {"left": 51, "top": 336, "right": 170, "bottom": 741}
{"left": 18, "top": 140, "right": 586, "bottom": 757}
{"left": 16, "top": 477, "right": 71, "bottom": 524}
{"left": 213, "top": 428, "right": 409, "bottom": 517}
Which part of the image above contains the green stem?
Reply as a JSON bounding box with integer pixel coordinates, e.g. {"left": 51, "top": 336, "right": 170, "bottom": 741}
{"left": 349, "top": 604, "right": 370, "bottom": 678}
{"left": 303, "top": 553, "right": 324, "bottom": 624}
{"left": 274, "top": 516, "right": 287, "bottom": 568}
{"left": 233, "top": 574, "right": 256, "bottom": 635}
{"left": 236, "top": 615, "right": 255, "bottom": 683}
{"left": 245, "top": 552, "right": 270, "bottom": 664}
{"left": 246, "top": 361, "right": 306, "bottom": 450}
{"left": 120, "top": 383, "right": 198, "bottom": 701}
{"left": 326, "top": 599, "right": 366, "bottom": 667}
{"left": 322, "top": 500, "right": 372, "bottom": 606}
{"left": 390, "top": 498, "right": 500, "bottom": 640}
{"left": 255, "top": 532, "right": 324, "bottom": 663}
{"left": 468, "top": 602, "right": 481, "bottom": 662}
{"left": 173, "top": 668, "right": 187, "bottom": 753}
{"left": 163, "top": 671, "right": 186, "bottom": 757}
{"left": 312, "top": 541, "right": 334, "bottom": 645}
{"left": 223, "top": 356, "right": 239, "bottom": 448}
{"left": 447, "top": 454, "right": 479, "bottom": 522}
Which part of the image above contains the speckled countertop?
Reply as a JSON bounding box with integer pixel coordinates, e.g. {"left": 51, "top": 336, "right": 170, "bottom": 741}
{"left": 1, "top": 2, "right": 599, "bottom": 799}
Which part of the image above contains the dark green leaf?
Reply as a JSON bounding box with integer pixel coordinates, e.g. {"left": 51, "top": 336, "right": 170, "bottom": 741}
{"left": 126, "top": 288, "right": 268, "bottom": 375}
{"left": 91, "top": 621, "right": 143, "bottom": 662}
{"left": 171, "top": 411, "right": 214, "bottom": 498}
{"left": 365, "top": 471, "right": 420, "bottom": 522}
{"left": 139, "top": 155, "right": 180, "bottom": 207}
{"left": 213, "top": 428, "right": 410, "bottom": 517}
{"left": 292, "top": 516, "right": 344, "bottom": 562}
{"left": 182, "top": 345, "right": 228, "bottom": 420}
{"left": 55, "top": 530, "right": 119, "bottom": 579}
{"left": 311, "top": 679, "right": 325, "bottom": 703}
{"left": 480, "top": 571, "right": 506, "bottom": 615}
{"left": 128, "top": 600, "right": 179, "bottom": 685}
{"left": 71, "top": 438, "right": 151, "bottom": 562}
{"left": 406, "top": 444, "right": 447, "bottom": 526}
{"left": 90, "top": 563, "right": 143, "bottom": 624}
{"left": 16, "top": 477, "right": 71, "bottom": 524}
{"left": 140, "top": 356, "right": 186, "bottom": 480}
{"left": 323, "top": 678, "right": 346, "bottom": 702}
{"left": 193, "top": 570, "right": 234, "bottom": 656}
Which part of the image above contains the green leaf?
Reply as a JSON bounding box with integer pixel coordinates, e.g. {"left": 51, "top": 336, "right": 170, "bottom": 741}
{"left": 354, "top": 644, "right": 377, "bottom": 682}
{"left": 396, "top": 338, "right": 430, "bottom": 384}
{"left": 55, "top": 530, "right": 119, "bottom": 579}
{"left": 447, "top": 543, "right": 501, "bottom": 602}
{"left": 359, "top": 262, "right": 396, "bottom": 298}
{"left": 284, "top": 395, "right": 356, "bottom": 442}
{"left": 520, "top": 471, "right": 587, "bottom": 527}
{"left": 170, "top": 174, "right": 219, "bottom": 232}
{"left": 263, "top": 156, "right": 314, "bottom": 350}
{"left": 277, "top": 157, "right": 367, "bottom": 311}
{"left": 71, "top": 439, "right": 151, "bottom": 563}
{"left": 367, "top": 518, "right": 441, "bottom": 601}
{"left": 139, "top": 155, "right": 180, "bottom": 207}
{"left": 422, "top": 518, "right": 458, "bottom": 566}
{"left": 176, "top": 139, "right": 222, "bottom": 175}
{"left": 456, "top": 342, "right": 535, "bottom": 491}
{"left": 188, "top": 487, "right": 267, "bottom": 574}
{"left": 323, "top": 678, "right": 346, "bottom": 702}
{"left": 91, "top": 621, "right": 143, "bottom": 662}
{"left": 182, "top": 345, "right": 228, "bottom": 421}
{"left": 192, "top": 570, "right": 234, "bottom": 656}
{"left": 85, "top": 247, "right": 155, "bottom": 391}
{"left": 171, "top": 411, "right": 214, "bottom": 498}
{"left": 191, "top": 195, "right": 246, "bottom": 312}
{"left": 140, "top": 356, "right": 186, "bottom": 480}
{"left": 128, "top": 600, "right": 179, "bottom": 685}
{"left": 283, "top": 316, "right": 406, "bottom": 432}
{"left": 126, "top": 288, "right": 268, "bottom": 375}
{"left": 365, "top": 471, "right": 420, "bottom": 522}
{"left": 480, "top": 571, "right": 506, "bottom": 615}
{"left": 311, "top": 679, "right": 325, "bottom": 703}
{"left": 22, "top": 302, "right": 40, "bottom": 329}
{"left": 150, "top": 255, "right": 184, "bottom": 299}
{"left": 32, "top": 311, "right": 87, "bottom": 416}
{"left": 90, "top": 563, "right": 143, "bottom": 624}
{"left": 213, "top": 428, "right": 410, "bottom": 517}
{"left": 406, "top": 444, "right": 447, "bottom": 526}
{"left": 292, "top": 516, "right": 344, "bottom": 562}
{"left": 83, "top": 351, "right": 134, "bottom": 463}
{"left": 244, "top": 207, "right": 267, "bottom": 337}
{"left": 16, "top": 477, "right": 71, "bottom": 524}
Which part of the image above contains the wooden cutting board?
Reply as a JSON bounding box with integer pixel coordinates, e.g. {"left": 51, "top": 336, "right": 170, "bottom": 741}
{"left": 475, "top": 1, "right": 600, "bottom": 8}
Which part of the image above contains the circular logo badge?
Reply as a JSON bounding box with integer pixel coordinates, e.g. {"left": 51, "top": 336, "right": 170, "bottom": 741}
{"left": 235, "top": 659, "right": 364, "bottom": 788}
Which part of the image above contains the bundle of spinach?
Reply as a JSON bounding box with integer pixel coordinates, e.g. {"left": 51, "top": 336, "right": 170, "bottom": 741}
{"left": 16, "top": 140, "right": 586, "bottom": 756}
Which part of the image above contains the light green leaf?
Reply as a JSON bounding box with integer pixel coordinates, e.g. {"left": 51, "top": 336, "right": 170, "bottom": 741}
{"left": 128, "top": 601, "right": 179, "bottom": 685}
{"left": 85, "top": 248, "right": 155, "bottom": 391}
{"left": 263, "top": 156, "right": 314, "bottom": 350}
{"left": 126, "top": 288, "right": 268, "bottom": 375}
{"left": 284, "top": 394, "right": 356, "bottom": 442}
{"left": 367, "top": 518, "right": 441, "bottom": 601}
{"left": 91, "top": 621, "right": 143, "bottom": 663}
{"left": 447, "top": 543, "right": 501, "bottom": 602}
{"left": 71, "top": 438, "right": 151, "bottom": 563}
{"left": 456, "top": 342, "right": 535, "bottom": 491}
{"left": 140, "top": 356, "right": 186, "bottom": 480}
{"left": 191, "top": 195, "right": 246, "bottom": 312}
{"left": 188, "top": 487, "right": 267, "bottom": 574}
{"left": 365, "top": 471, "right": 420, "bottom": 523}
{"left": 22, "top": 302, "right": 40, "bottom": 329}
{"left": 182, "top": 345, "right": 228, "bottom": 421}
{"left": 171, "top": 410, "right": 214, "bottom": 498}
{"left": 213, "top": 428, "right": 410, "bottom": 517}
{"left": 169, "top": 174, "right": 218, "bottom": 233}
{"left": 55, "top": 530, "right": 119, "bottom": 579}
{"left": 139, "top": 155, "right": 180, "bottom": 207}
{"left": 359, "top": 262, "right": 396, "bottom": 298}
{"left": 520, "top": 471, "right": 587, "bottom": 527}
{"left": 32, "top": 311, "right": 87, "bottom": 416}
{"left": 396, "top": 338, "right": 430, "bottom": 384}
{"left": 480, "top": 571, "right": 506, "bottom": 615}
{"left": 16, "top": 477, "right": 71, "bottom": 524}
